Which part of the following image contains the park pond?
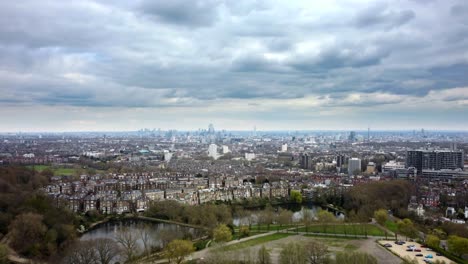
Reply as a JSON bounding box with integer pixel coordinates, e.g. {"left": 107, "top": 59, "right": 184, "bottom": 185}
{"left": 80, "top": 218, "right": 205, "bottom": 262}
{"left": 78, "top": 204, "right": 344, "bottom": 262}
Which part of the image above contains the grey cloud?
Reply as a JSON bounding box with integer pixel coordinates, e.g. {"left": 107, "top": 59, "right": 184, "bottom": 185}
{"left": 354, "top": 4, "right": 415, "bottom": 29}
{"left": 289, "top": 45, "right": 390, "bottom": 72}
{"left": 0, "top": 0, "right": 467, "bottom": 126}
{"left": 230, "top": 55, "right": 288, "bottom": 73}
{"left": 138, "top": 0, "right": 220, "bottom": 27}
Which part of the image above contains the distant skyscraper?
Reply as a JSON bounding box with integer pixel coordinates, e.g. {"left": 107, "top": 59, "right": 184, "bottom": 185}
{"left": 348, "top": 158, "right": 361, "bottom": 176}
{"left": 348, "top": 131, "right": 356, "bottom": 142}
{"left": 208, "top": 124, "right": 215, "bottom": 134}
{"left": 222, "top": 145, "right": 230, "bottom": 154}
{"left": 164, "top": 152, "right": 173, "bottom": 162}
{"left": 208, "top": 144, "right": 218, "bottom": 159}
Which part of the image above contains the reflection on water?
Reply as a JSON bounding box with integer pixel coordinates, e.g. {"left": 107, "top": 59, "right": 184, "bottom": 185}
{"left": 233, "top": 204, "right": 344, "bottom": 226}
{"left": 80, "top": 219, "right": 203, "bottom": 253}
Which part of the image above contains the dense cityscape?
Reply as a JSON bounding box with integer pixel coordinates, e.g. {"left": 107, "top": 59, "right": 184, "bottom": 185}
{"left": 0, "top": 127, "right": 467, "bottom": 263}
{"left": 1, "top": 0, "right": 468, "bottom": 263}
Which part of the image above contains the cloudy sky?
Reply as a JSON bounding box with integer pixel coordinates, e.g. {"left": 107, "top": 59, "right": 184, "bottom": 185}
{"left": 1, "top": 0, "right": 468, "bottom": 132}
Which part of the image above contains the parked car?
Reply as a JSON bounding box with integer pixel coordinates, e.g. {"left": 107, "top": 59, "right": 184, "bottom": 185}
{"left": 406, "top": 249, "right": 414, "bottom": 252}
{"left": 416, "top": 254, "right": 424, "bottom": 257}
{"left": 383, "top": 243, "right": 392, "bottom": 247}
{"left": 414, "top": 249, "right": 421, "bottom": 252}
{"left": 425, "top": 254, "right": 433, "bottom": 259}
{"left": 436, "top": 253, "right": 442, "bottom": 256}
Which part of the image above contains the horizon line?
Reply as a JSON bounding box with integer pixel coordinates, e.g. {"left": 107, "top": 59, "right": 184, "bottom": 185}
{"left": 2, "top": 129, "right": 468, "bottom": 134}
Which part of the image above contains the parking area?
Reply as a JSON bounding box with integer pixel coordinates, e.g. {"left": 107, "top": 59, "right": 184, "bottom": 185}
{"left": 378, "top": 240, "right": 454, "bottom": 264}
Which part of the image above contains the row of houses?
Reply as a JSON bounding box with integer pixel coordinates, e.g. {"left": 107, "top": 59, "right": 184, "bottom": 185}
{"left": 48, "top": 181, "right": 290, "bottom": 214}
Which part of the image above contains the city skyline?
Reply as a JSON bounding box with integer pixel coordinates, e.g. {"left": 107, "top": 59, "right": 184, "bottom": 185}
{"left": 1, "top": 0, "right": 468, "bottom": 132}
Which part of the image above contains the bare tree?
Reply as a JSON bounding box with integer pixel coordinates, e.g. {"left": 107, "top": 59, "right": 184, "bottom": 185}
{"left": 157, "top": 228, "right": 183, "bottom": 249}
{"left": 257, "top": 245, "right": 271, "bottom": 264}
{"left": 304, "top": 241, "right": 328, "bottom": 264}
{"left": 94, "top": 238, "right": 119, "bottom": 264}
{"left": 115, "top": 227, "right": 139, "bottom": 261}
{"left": 278, "top": 209, "right": 293, "bottom": 232}
{"left": 302, "top": 209, "right": 314, "bottom": 233}
{"left": 62, "top": 241, "right": 98, "bottom": 264}
{"left": 138, "top": 224, "right": 153, "bottom": 257}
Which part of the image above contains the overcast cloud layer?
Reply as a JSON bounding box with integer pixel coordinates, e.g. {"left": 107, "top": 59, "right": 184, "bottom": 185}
{"left": 1, "top": 0, "right": 468, "bottom": 131}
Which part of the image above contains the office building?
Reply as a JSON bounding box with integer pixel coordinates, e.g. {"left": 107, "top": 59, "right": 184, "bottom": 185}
{"left": 222, "top": 145, "right": 230, "bottom": 154}
{"left": 366, "top": 162, "right": 376, "bottom": 174}
{"left": 281, "top": 144, "right": 288, "bottom": 152}
{"left": 208, "top": 144, "right": 218, "bottom": 160}
{"left": 406, "top": 149, "right": 464, "bottom": 174}
{"left": 336, "top": 154, "right": 346, "bottom": 168}
{"left": 300, "top": 153, "right": 312, "bottom": 170}
{"left": 348, "top": 158, "right": 361, "bottom": 176}
{"left": 245, "top": 153, "right": 256, "bottom": 161}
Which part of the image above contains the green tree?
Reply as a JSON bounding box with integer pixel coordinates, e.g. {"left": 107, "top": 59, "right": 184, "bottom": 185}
{"left": 257, "top": 245, "right": 271, "bottom": 264}
{"left": 447, "top": 235, "right": 468, "bottom": 257}
{"left": 397, "top": 218, "right": 418, "bottom": 240}
{"left": 239, "top": 226, "right": 250, "bottom": 238}
{"left": 279, "top": 243, "right": 306, "bottom": 264}
{"left": 0, "top": 244, "right": 8, "bottom": 264}
{"left": 334, "top": 251, "right": 377, "bottom": 264}
{"left": 425, "top": 234, "right": 440, "bottom": 249}
{"left": 165, "top": 239, "right": 195, "bottom": 264}
{"left": 373, "top": 209, "right": 388, "bottom": 226}
{"left": 290, "top": 190, "right": 303, "bottom": 204}
{"left": 316, "top": 210, "right": 335, "bottom": 233}
{"left": 213, "top": 224, "right": 232, "bottom": 243}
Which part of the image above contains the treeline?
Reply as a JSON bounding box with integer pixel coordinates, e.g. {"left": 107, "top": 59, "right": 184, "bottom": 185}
{"left": 145, "top": 200, "right": 232, "bottom": 229}
{"left": 0, "top": 166, "right": 78, "bottom": 259}
{"left": 343, "top": 180, "right": 413, "bottom": 220}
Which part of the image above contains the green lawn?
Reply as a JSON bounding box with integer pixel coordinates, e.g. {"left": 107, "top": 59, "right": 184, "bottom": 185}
{"left": 53, "top": 167, "right": 76, "bottom": 176}
{"left": 221, "top": 233, "right": 292, "bottom": 251}
{"left": 297, "top": 224, "right": 386, "bottom": 236}
{"left": 26, "top": 165, "right": 77, "bottom": 176}
{"left": 384, "top": 220, "right": 398, "bottom": 233}
{"left": 234, "top": 224, "right": 295, "bottom": 233}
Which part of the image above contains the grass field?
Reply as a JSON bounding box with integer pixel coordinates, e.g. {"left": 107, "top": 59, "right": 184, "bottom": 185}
{"left": 234, "top": 224, "right": 295, "bottom": 233}
{"left": 297, "top": 224, "right": 386, "bottom": 236}
{"left": 221, "top": 233, "right": 292, "bottom": 251}
{"left": 385, "top": 220, "right": 398, "bottom": 233}
{"left": 26, "top": 165, "right": 78, "bottom": 176}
